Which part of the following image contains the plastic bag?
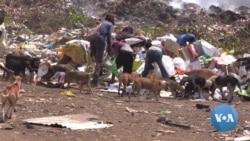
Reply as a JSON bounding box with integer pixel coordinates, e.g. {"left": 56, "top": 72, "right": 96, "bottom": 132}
{"left": 161, "top": 55, "right": 176, "bottom": 76}
{"left": 103, "top": 55, "right": 113, "bottom": 69}
{"left": 112, "top": 60, "right": 119, "bottom": 76}
{"left": 173, "top": 57, "right": 186, "bottom": 70}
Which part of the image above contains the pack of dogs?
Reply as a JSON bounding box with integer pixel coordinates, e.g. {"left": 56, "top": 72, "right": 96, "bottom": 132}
{"left": 0, "top": 52, "right": 246, "bottom": 122}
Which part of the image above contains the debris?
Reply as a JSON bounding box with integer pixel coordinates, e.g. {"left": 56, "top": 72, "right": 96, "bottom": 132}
{"left": 61, "top": 90, "right": 75, "bottom": 97}
{"left": 196, "top": 103, "right": 209, "bottom": 109}
{"left": 156, "top": 117, "right": 191, "bottom": 130}
{"left": 23, "top": 114, "right": 113, "bottom": 130}
{"left": 160, "top": 91, "right": 174, "bottom": 98}
{"left": 125, "top": 107, "right": 148, "bottom": 114}
{"left": 233, "top": 136, "right": 250, "bottom": 141}
{"left": 0, "top": 123, "right": 15, "bottom": 130}
{"left": 243, "top": 130, "right": 250, "bottom": 136}
{"left": 25, "top": 123, "right": 35, "bottom": 129}
{"left": 160, "top": 110, "right": 172, "bottom": 115}
{"left": 156, "top": 129, "right": 176, "bottom": 134}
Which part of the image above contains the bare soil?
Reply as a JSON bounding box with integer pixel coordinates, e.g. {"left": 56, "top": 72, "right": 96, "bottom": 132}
{"left": 0, "top": 80, "right": 249, "bottom": 141}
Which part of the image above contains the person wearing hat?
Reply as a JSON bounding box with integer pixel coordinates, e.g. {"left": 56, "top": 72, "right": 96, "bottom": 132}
{"left": 176, "top": 33, "right": 196, "bottom": 47}
{"left": 0, "top": 10, "right": 7, "bottom": 58}
{"left": 141, "top": 40, "right": 169, "bottom": 79}
{"left": 88, "top": 14, "right": 115, "bottom": 87}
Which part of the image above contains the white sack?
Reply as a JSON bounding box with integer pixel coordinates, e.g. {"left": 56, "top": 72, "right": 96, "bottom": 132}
{"left": 152, "top": 55, "right": 176, "bottom": 78}
{"left": 124, "top": 37, "right": 144, "bottom": 46}
{"left": 173, "top": 57, "right": 186, "bottom": 70}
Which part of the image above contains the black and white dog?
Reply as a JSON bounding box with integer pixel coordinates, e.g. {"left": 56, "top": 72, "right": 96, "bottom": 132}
{"left": 209, "top": 75, "right": 242, "bottom": 103}
{"left": 180, "top": 75, "right": 213, "bottom": 99}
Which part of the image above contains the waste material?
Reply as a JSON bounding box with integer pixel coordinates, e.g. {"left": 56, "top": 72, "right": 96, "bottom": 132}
{"left": 61, "top": 90, "right": 76, "bottom": 97}
{"left": 156, "top": 117, "right": 191, "bottom": 130}
{"left": 23, "top": 114, "right": 113, "bottom": 130}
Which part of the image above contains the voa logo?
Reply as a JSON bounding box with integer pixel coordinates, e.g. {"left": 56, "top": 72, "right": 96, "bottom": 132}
{"left": 214, "top": 113, "right": 235, "bottom": 123}
{"left": 210, "top": 104, "right": 238, "bottom": 132}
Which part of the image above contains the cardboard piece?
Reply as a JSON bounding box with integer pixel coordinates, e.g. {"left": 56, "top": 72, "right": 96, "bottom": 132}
{"left": 163, "top": 39, "right": 179, "bottom": 55}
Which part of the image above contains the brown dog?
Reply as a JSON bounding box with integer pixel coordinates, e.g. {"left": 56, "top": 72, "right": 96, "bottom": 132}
{"left": 130, "top": 76, "right": 162, "bottom": 101}
{"left": 2, "top": 76, "right": 23, "bottom": 122}
{"left": 118, "top": 72, "right": 141, "bottom": 96}
{"left": 185, "top": 68, "right": 217, "bottom": 80}
{"left": 62, "top": 71, "right": 93, "bottom": 94}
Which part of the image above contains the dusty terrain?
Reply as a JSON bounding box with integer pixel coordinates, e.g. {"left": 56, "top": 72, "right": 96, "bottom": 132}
{"left": 0, "top": 80, "right": 249, "bottom": 141}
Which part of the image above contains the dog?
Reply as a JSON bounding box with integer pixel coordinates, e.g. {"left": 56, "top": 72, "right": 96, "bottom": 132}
{"left": 209, "top": 75, "right": 242, "bottom": 103}
{"left": 180, "top": 75, "right": 212, "bottom": 99}
{"left": 1, "top": 76, "right": 23, "bottom": 122}
{"left": 185, "top": 68, "right": 217, "bottom": 79}
{"left": 161, "top": 79, "right": 185, "bottom": 97}
{"left": 130, "top": 76, "right": 162, "bottom": 101}
{"left": 118, "top": 72, "right": 141, "bottom": 96}
{"left": 61, "top": 71, "right": 93, "bottom": 94}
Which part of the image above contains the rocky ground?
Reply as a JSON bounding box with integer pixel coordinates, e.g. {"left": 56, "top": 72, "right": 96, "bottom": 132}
{"left": 0, "top": 80, "right": 249, "bottom": 141}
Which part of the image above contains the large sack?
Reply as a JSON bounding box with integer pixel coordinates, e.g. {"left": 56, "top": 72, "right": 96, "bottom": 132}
{"left": 124, "top": 37, "right": 144, "bottom": 46}
{"left": 158, "top": 34, "right": 179, "bottom": 55}
{"left": 173, "top": 57, "right": 186, "bottom": 70}
{"left": 193, "top": 39, "right": 219, "bottom": 57}
{"left": 151, "top": 55, "right": 176, "bottom": 78}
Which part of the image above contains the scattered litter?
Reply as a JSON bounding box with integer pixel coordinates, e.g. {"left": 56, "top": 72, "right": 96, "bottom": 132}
{"left": 61, "top": 90, "right": 75, "bottom": 97}
{"left": 23, "top": 114, "right": 113, "bottom": 130}
{"left": 100, "top": 89, "right": 120, "bottom": 93}
{"left": 233, "top": 136, "right": 250, "bottom": 141}
{"left": 190, "top": 99, "right": 207, "bottom": 102}
{"left": 0, "top": 123, "right": 15, "bottom": 130}
{"left": 243, "top": 130, "right": 250, "bottom": 136}
{"left": 160, "top": 91, "right": 174, "bottom": 98}
{"left": 175, "top": 105, "right": 183, "bottom": 108}
{"left": 156, "top": 117, "right": 191, "bottom": 130}
{"left": 20, "top": 89, "right": 26, "bottom": 93}
{"left": 125, "top": 107, "right": 148, "bottom": 114}
{"left": 160, "top": 110, "right": 172, "bottom": 115}
{"left": 156, "top": 129, "right": 176, "bottom": 134}
{"left": 196, "top": 104, "right": 210, "bottom": 109}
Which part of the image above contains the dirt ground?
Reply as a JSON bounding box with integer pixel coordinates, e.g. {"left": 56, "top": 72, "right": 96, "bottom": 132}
{"left": 0, "top": 80, "right": 249, "bottom": 141}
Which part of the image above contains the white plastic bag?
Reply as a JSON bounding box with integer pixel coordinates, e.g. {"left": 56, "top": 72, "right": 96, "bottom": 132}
{"left": 136, "top": 56, "right": 176, "bottom": 78}
{"left": 124, "top": 37, "right": 143, "bottom": 46}
{"left": 162, "top": 55, "right": 176, "bottom": 76}
{"left": 151, "top": 55, "right": 176, "bottom": 78}
{"left": 102, "top": 55, "right": 113, "bottom": 69}
{"left": 173, "top": 57, "right": 186, "bottom": 70}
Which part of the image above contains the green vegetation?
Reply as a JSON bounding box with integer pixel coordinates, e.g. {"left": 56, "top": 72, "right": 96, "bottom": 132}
{"left": 142, "top": 26, "right": 166, "bottom": 37}
{"left": 69, "top": 7, "right": 87, "bottom": 25}
{"left": 4, "top": 12, "right": 11, "bottom": 26}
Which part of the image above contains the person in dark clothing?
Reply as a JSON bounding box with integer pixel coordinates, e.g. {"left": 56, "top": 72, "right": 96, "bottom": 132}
{"left": 142, "top": 40, "right": 169, "bottom": 79}
{"left": 115, "top": 26, "right": 134, "bottom": 41}
{"left": 109, "top": 26, "right": 136, "bottom": 83}
{"left": 88, "top": 14, "right": 115, "bottom": 87}
{"left": 110, "top": 26, "right": 148, "bottom": 83}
